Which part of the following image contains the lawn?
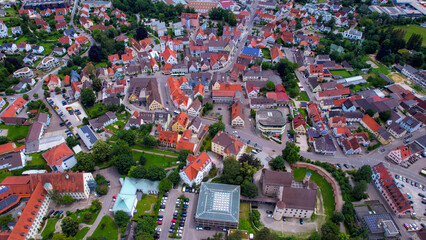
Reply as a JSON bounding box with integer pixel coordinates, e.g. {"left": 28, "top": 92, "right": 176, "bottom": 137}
{"left": 41, "top": 219, "right": 59, "bottom": 238}
{"left": 296, "top": 92, "right": 310, "bottom": 101}
{"left": 0, "top": 171, "right": 12, "bottom": 182}
{"left": 293, "top": 168, "right": 335, "bottom": 217}
{"left": 393, "top": 24, "right": 426, "bottom": 46}
{"left": 239, "top": 203, "right": 254, "bottom": 233}
{"left": 69, "top": 209, "right": 100, "bottom": 225}
{"left": 87, "top": 103, "right": 108, "bottom": 119}
{"left": 350, "top": 82, "right": 372, "bottom": 92}
{"left": 0, "top": 125, "right": 30, "bottom": 141}
{"left": 132, "top": 151, "right": 177, "bottom": 169}
{"left": 298, "top": 108, "right": 308, "bottom": 119}
{"left": 261, "top": 48, "right": 271, "bottom": 59}
{"left": 368, "top": 59, "right": 390, "bottom": 75}
{"left": 27, "top": 153, "right": 47, "bottom": 167}
{"left": 131, "top": 145, "right": 179, "bottom": 156}
{"left": 75, "top": 227, "right": 90, "bottom": 240}
{"left": 39, "top": 42, "right": 54, "bottom": 55}
{"left": 329, "top": 70, "right": 354, "bottom": 77}
{"left": 132, "top": 194, "right": 158, "bottom": 220}
{"left": 95, "top": 62, "right": 107, "bottom": 68}
{"left": 91, "top": 216, "right": 118, "bottom": 240}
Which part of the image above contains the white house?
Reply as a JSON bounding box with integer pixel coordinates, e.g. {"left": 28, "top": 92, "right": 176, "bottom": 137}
{"left": 343, "top": 29, "right": 363, "bottom": 40}
{"left": 42, "top": 142, "right": 77, "bottom": 172}
{"left": 179, "top": 152, "right": 212, "bottom": 187}
{"left": 0, "top": 21, "right": 8, "bottom": 38}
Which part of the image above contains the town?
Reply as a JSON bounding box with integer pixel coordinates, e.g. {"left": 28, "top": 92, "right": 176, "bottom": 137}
{"left": 0, "top": 0, "right": 423, "bottom": 239}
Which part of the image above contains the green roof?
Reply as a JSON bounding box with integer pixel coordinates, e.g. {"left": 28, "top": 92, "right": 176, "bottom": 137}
{"left": 195, "top": 182, "right": 240, "bottom": 223}
{"left": 112, "top": 194, "right": 137, "bottom": 213}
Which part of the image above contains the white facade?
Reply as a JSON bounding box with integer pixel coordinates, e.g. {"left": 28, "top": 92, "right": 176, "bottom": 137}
{"left": 0, "top": 22, "right": 8, "bottom": 38}
{"left": 52, "top": 155, "right": 77, "bottom": 173}
{"left": 179, "top": 161, "right": 212, "bottom": 187}
{"left": 26, "top": 196, "right": 50, "bottom": 240}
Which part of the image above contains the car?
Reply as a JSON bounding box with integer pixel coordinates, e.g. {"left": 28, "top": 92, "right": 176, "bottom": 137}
{"left": 179, "top": 222, "right": 185, "bottom": 227}
{"left": 172, "top": 219, "right": 176, "bottom": 223}
{"left": 48, "top": 210, "right": 55, "bottom": 216}
{"left": 380, "top": 149, "right": 386, "bottom": 152}
{"left": 184, "top": 199, "right": 189, "bottom": 202}
{"left": 163, "top": 193, "right": 168, "bottom": 197}
{"left": 336, "top": 164, "right": 341, "bottom": 168}
{"left": 300, "top": 219, "right": 304, "bottom": 225}
{"left": 171, "top": 222, "right": 175, "bottom": 226}
{"left": 406, "top": 178, "right": 410, "bottom": 183}
{"left": 53, "top": 211, "right": 59, "bottom": 216}
{"left": 162, "top": 197, "right": 168, "bottom": 200}
{"left": 66, "top": 122, "right": 72, "bottom": 126}
{"left": 157, "top": 218, "right": 163, "bottom": 221}
{"left": 166, "top": 101, "right": 169, "bottom": 104}
{"left": 422, "top": 200, "right": 426, "bottom": 204}
{"left": 282, "top": 217, "right": 286, "bottom": 222}
{"left": 157, "top": 222, "right": 162, "bottom": 225}
{"left": 267, "top": 214, "right": 273, "bottom": 218}
{"left": 177, "top": 230, "right": 183, "bottom": 233}
{"left": 62, "top": 101, "right": 67, "bottom": 106}
{"left": 196, "top": 226, "right": 203, "bottom": 230}
{"left": 343, "top": 164, "right": 349, "bottom": 168}
{"left": 266, "top": 210, "right": 273, "bottom": 214}
{"left": 401, "top": 184, "right": 405, "bottom": 187}
{"left": 218, "top": 108, "right": 222, "bottom": 110}
{"left": 181, "top": 213, "right": 187, "bottom": 217}
{"left": 158, "top": 215, "right": 163, "bottom": 218}
{"left": 407, "top": 193, "right": 412, "bottom": 199}
{"left": 412, "top": 181, "right": 415, "bottom": 186}
{"left": 395, "top": 175, "right": 400, "bottom": 179}
{"left": 155, "top": 228, "right": 161, "bottom": 232}
{"left": 59, "top": 122, "right": 65, "bottom": 126}
{"left": 160, "top": 205, "right": 165, "bottom": 209}
{"left": 168, "top": 229, "right": 174, "bottom": 233}
{"left": 176, "top": 233, "right": 182, "bottom": 237}
{"left": 182, "top": 211, "right": 187, "bottom": 214}
{"left": 421, "top": 223, "right": 426, "bottom": 228}
{"left": 409, "top": 201, "right": 414, "bottom": 204}
{"left": 204, "top": 227, "right": 211, "bottom": 230}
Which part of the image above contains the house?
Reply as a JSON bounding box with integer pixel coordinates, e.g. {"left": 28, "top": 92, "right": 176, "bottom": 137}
{"left": 89, "top": 111, "right": 117, "bottom": 131}
{"left": 42, "top": 143, "right": 76, "bottom": 172}
{"left": 75, "top": 35, "right": 89, "bottom": 45}
{"left": 53, "top": 47, "right": 66, "bottom": 55}
{"left": 250, "top": 98, "right": 275, "bottom": 109}
{"left": 38, "top": 57, "right": 59, "bottom": 71}
{"left": 188, "top": 117, "right": 203, "bottom": 133}
{"left": 161, "top": 47, "right": 178, "bottom": 64}
{"left": 212, "top": 131, "right": 246, "bottom": 159}
{"left": 292, "top": 113, "right": 306, "bottom": 135}
{"left": 328, "top": 116, "right": 346, "bottom": 128}
{"left": 59, "top": 35, "right": 72, "bottom": 45}
{"left": 246, "top": 84, "right": 260, "bottom": 98}
{"left": 179, "top": 152, "right": 212, "bottom": 187}
{"left": 23, "top": 53, "right": 38, "bottom": 65}
{"left": 158, "top": 130, "right": 180, "bottom": 148}
{"left": 64, "top": 28, "right": 78, "bottom": 38}
{"left": 173, "top": 22, "right": 183, "bottom": 36}
{"left": 79, "top": 17, "right": 93, "bottom": 29}
{"left": 45, "top": 74, "right": 61, "bottom": 90}
{"left": 171, "top": 112, "right": 189, "bottom": 132}
{"left": 187, "top": 98, "right": 202, "bottom": 117}
{"left": 181, "top": 12, "right": 199, "bottom": 29}
{"left": 31, "top": 45, "right": 45, "bottom": 54}
{"left": 343, "top": 28, "right": 363, "bottom": 40}
{"left": 377, "top": 128, "right": 393, "bottom": 145}
{"left": 11, "top": 26, "right": 22, "bottom": 35}
{"left": 387, "top": 122, "right": 406, "bottom": 139}
{"left": 77, "top": 125, "right": 98, "bottom": 150}
{"left": 360, "top": 115, "right": 381, "bottom": 135}
{"left": 1, "top": 97, "right": 27, "bottom": 120}
{"left": 313, "top": 135, "right": 336, "bottom": 155}
{"left": 387, "top": 146, "right": 414, "bottom": 165}
{"left": 341, "top": 138, "right": 361, "bottom": 155}
{"left": 342, "top": 99, "right": 356, "bottom": 112}
{"left": 0, "top": 21, "right": 8, "bottom": 38}
{"left": 13, "top": 67, "right": 34, "bottom": 78}
{"left": 108, "top": 54, "right": 121, "bottom": 64}
{"left": 271, "top": 46, "right": 283, "bottom": 63}
{"left": 231, "top": 101, "right": 244, "bottom": 127}
{"left": 399, "top": 116, "right": 420, "bottom": 133}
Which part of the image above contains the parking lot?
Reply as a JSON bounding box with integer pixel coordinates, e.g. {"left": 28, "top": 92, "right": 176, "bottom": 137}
{"left": 47, "top": 94, "right": 88, "bottom": 134}
{"left": 393, "top": 174, "right": 426, "bottom": 219}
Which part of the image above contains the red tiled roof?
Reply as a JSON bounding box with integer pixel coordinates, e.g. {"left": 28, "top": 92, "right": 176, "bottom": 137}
{"left": 42, "top": 143, "right": 74, "bottom": 168}
{"left": 159, "top": 130, "right": 179, "bottom": 144}
{"left": 361, "top": 115, "right": 381, "bottom": 133}
{"left": 181, "top": 152, "right": 211, "bottom": 181}
{"left": 75, "top": 35, "right": 88, "bottom": 45}
{"left": 173, "top": 112, "right": 189, "bottom": 128}
{"left": 1, "top": 97, "right": 26, "bottom": 118}
{"left": 292, "top": 113, "right": 306, "bottom": 129}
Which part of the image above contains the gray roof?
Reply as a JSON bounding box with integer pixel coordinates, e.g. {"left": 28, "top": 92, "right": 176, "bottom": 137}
{"left": 89, "top": 111, "right": 116, "bottom": 129}
{"left": 415, "top": 135, "right": 426, "bottom": 149}
{"left": 189, "top": 117, "right": 202, "bottom": 130}
{"left": 262, "top": 169, "right": 293, "bottom": 187}
{"left": 26, "top": 122, "right": 44, "bottom": 142}
{"left": 388, "top": 122, "right": 405, "bottom": 135}
{"left": 308, "top": 77, "right": 319, "bottom": 89}
{"left": 281, "top": 187, "right": 317, "bottom": 210}
{"left": 377, "top": 128, "right": 392, "bottom": 141}
{"left": 195, "top": 182, "right": 240, "bottom": 223}
{"left": 401, "top": 116, "right": 419, "bottom": 127}
{"left": 256, "top": 109, "right": 286, "bottom": 126}
{"left": 0, "top": 152, "right": 24, "bottom": 170}
{"left": 403, "top": 65, "right": 418, "bottom": 74}
{"left": 78, "top": 125, "right": 98, "bottom": 145}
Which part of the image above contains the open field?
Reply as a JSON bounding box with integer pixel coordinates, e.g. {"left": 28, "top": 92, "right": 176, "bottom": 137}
{"left": 329, "top": 69, "right": 354, "bottom": 77}
{"left": 91, "top": 216, "right": 118, "bottom": 240}
{"left": 41, "top": 219, "right": 59, "bottom": 238}
{"left": 393, "top": 24, "right": 426, "bottom": 46}
{"left": 132, "top": 194, "right": 158, "bottom": 220}
{"left": 239, "top": 203, "right": 255, "bottom": 234}
{"left": 0, "top": 125, "right": 30, "bottom": 141}
{"left": 132, "top": 151, "right": 177, "bottom": 169}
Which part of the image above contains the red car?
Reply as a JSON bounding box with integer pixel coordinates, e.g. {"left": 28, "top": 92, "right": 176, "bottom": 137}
{"left": 171, "top": 219, "right": 176, "bottom": 223}
{"left": 158, "top": 222, "right": 162, "bottom": 225}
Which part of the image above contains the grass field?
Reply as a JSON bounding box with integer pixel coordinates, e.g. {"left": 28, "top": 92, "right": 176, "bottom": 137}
{"left": 27, "top": 153, "right": 47, "bottom": 166}
{"left": 69, "top": 209, "right": 100, "bottom": 225}
{"left": 0, "top": 172, "right": 12, "bottom": 182}
{"left": 393, "top": 25, "right": 426, "bottom": 46}
{"left": 297, "top": 92, "right": 310, "bottom": 101}
{"left": 0, "top": 125, "right": 30, "bottom": 141}
{"left": 239, "top": 203, "right": 254, "bottom": 233}
{"left": 293, "top": 168, "right": 335, "bottom": 217}
{"left": 132, "top": 151, "right": 177, "bottom": 169}
{"left": 329, "top": 70, "right": 354, "bottom": 77}
{"left": 91, "top": 216, "right": 118, "bottom": 240}
{"left": 131, "top": 145, "right": 179, "bottom": 156}
{"left": 95, "top": 62, "right": 108, "bottom": 68}
{"left": 41, "top": 219, "right": 59, "bottom": 238}
{"left": 132, "top": 194, "right": 158, "bottom": 220}
{"left": 261, "top": 48, "right": 271, "bottom": 59}
{"left": 298, "top": 108, "right": 308, "bottom": 119}
{"left": 75, "top": 227, "right": 90, "bottom": 240}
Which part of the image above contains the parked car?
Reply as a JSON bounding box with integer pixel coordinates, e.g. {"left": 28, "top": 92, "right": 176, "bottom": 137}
{"left": 266, "top": 210, "right": 273, "bottom": 214}
{"left": 300, "top": 219, "right": 304, "bottom": 225}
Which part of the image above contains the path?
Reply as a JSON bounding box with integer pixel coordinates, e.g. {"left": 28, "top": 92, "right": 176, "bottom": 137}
{"left": 132, "top": 148, "right": 178, "bottom": 158}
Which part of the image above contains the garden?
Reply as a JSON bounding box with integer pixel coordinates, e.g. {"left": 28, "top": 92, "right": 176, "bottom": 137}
{"left": 0, "top": 124, "right": 30, "bottom": 141}
{"left": 132, "top": 194, "right": 158, "bottom": 220}
{"left": 131, "top": 151, "right": 178, "bottom": 169}
{"left": 329, "top": 69, "right": 355, "bottom": 78}
{"left": 91, "top": 216, "right": 119, "bottom": 240}
{"left": 239, "top": 203, "right": 255, "bottom": 234}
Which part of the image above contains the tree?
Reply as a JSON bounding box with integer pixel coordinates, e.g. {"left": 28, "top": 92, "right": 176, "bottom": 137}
{"left": 114, "top": 210, "right": 130, "bottom": 227}
{"left": 92, "top": 140, "right": 111, "bottom": 163}
{"left": 33, "top": 93, "right": 38, "bottom": 98}
{"left": 241, "top": 180, "right": 258, "bottom": 198}
{"left": 135, "top": 26, "right": 148, "bottom": 40}
{"left": 321, "top": 221, "right": 340, "bottom": 240}
{"left": 90, "top": 199, "right": 102, "bottom": 212}
{"left": 178, "top": 150, "right": 192, "bottom": 162}
{"left": 159, "top": 178, "right": 172, "bottom": 192}
{"left": 0, "top": 214, "right": 14, "bottom": 228}
{"left": 407, "top": 33, "right": 423, "bottom": 50}
{"left": 352, "top": 180, "right": 368, "bottom": 201}
{"left": 44, "top": 90, "right": 50, "bottom": 97}
{"left": 366, "top": 108, "right": 375, "bottom": 117}
{"left": 307, "top": 232, "right": 322, "bottom": 240}
{"left": 55, "top": 87, "right": 61, "bottom": 93}
{"left": 239, "top": 153, "right": 260, "bottom": 168}
{"left": 96, "top": 184, "right": 109, "bottom": 195}
{"left": 168, "top": 170, "right": 181, "bottom": 185}
{"left": 62, "top": 195, "right": 75, "bottom": 204}
{"left": 81, "top": 88, "right": 96, "bottom": 107}
{"left": 379, "top": 110, "right": 391, "bottom": 122}
{"left": 51, "top": 233, "right": 74, "bottom": 240}
{"left": 142, "top": 136, "right": 157, "bottom": 147}
{"left": 213, "top": 232, "right": 224, "bottom": 240}
{"left": 114, "top": 154, "right": 136, "bottom": 175}
{"left": 111, "top": 140, "right": 132, "bottom": 157}
{"left": 354, "top": 165, "right": 373, "bottom": 183}
{"left": 88, "top": 45, "right": 105, "bottom": 62}
{"left": 75, "top": 152, "right": 95, "bottom": 172}
{"left": 208, "top": 121, "right": 225, "bottom": 137}
{"left": 48, "top": 189, "right": 63, "bottom": 204}
{"left": 139, "top": 154, "right": 147, "bottom": 165}
{"left": 135, "top": 217, "right": 156, "bottom": 237}
{"left": 271, "top": 155, "right": 285, "bottom": 170}
{"left": 117, "top": 130, "right": 136, "bottom": 145}
{"left": 145, "top": 166, "right": 166, "bottom": 181}
{"left": 250, "top": 109, "right": 256, "bottom": 119}
{"left": 65, "top": 136, "right": 79, "bottom": 148}
{"left": 22, "top": 94, "right": 29, "bottom": 100}
{"left": 129, "top": 165, "right": 147, "bottom": 178}
{"left": 254, "top": 228, "right": 280, "bottom": 240}
{"left": 225, "top": 230, "right": 243, "bottom": 240}
{"left": 221, "top": 157, "right": 243, "bottom": 185}
{"left": 61, "top": 217, "right": 79, "bottom": 237}
{"left": 265, "top": 81, "right": 275, "bottom": 91}
{"left": 362, "top": 40, "right": 379, "bottom": 54}
{"left": 331, "top": 212, "right": 345, "bottom": 223}
{"left": 83, "top": 212, "right": 93, "bottom": 223}
{"left": 92, "top": 78, "right": 102, "bottom": 92}
{"left": 282, "top": 142, "right": 300, "bottom": 164}
{"left": 0, "top": 136, "right": 9, "bottom": 145}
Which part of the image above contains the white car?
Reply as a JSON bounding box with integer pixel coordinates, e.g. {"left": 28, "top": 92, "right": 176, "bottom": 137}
{"left": 155, "top": 228, "right": 162, "bottom": 232}
{"left": 177, "top": 230, "right": 183, "bottom": 233}
{"left": 177, "top": 233, "right": 182, "bottom": 237}
{"left": 159, "top": 209, "right": 165, "bottom": 212}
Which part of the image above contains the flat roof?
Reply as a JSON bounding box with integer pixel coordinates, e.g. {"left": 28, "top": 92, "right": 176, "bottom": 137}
{"left": 195, "top": 182, "right": 240, "bottom": 223}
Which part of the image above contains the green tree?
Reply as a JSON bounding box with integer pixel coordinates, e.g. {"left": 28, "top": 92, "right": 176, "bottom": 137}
{"left": 81, "top": 88, "right": 96, "bottom": 107}
{"left": 241, "top": 180, "right": 258, "bottom": 198}
{"left": 139, "top": 154, "right": 147, "bottom": 165}
{"left": 75, "top": 152, "right": 95, "bottom": 172}
{"left": 168, "top": 170, "right": 181, "bottom": 185}
{"left": 379, "top": 110, "right": 391, "bottom": 122}
{"left": 145, "top": 166, "right": 166, "bottom": 181}
{"left": 129, "top": 165, "right": 147, "bottom": 178}
{"left": 352, "top": 180, "right": 368, "bottom": 201}
{"left": 282, "top": 142, "right": 300, "bottom": 164}
{"left": 142, "top": 136, "right": 157, "bottom": 147}
{"left": 250, "top": 109, "right": 256, "bottom": 119}
{"left": 114, "top": 210, "right": 130, "bottom": 227}
{"left": 83, "top": 212, "right": 93, "bottom": 223}
{"left": 117, "top": 130, "right": 136, "bottom": 145}
{"left": 51, "top": 233, "right": 74, "bottom": 240}
{"left": 221, "top": 157, "right": 243, "bottom": 185}
{"left": 225, "top": 230, "right": 243, "bottom": 240}
{"left": 271, "top": 155, "right": 285, "bottom": 170}
{"left": 353, "top": 165, "right": 373, "bottom": 183}
{"left": 33, "top": 93, "right": 38, "bottom": 98}
{"left": 321, "top": 221, "right": 340, "bottom": 240}
{"left": 92, "top": 140, "right": 111, "bottom": 163}
{"left": 61, "top": 217, "right": 79, "bottom": 237}
{"left": 90, "top": 199, "right": 102, "bottom": 212}
{"left": 135, "top": 216, "right": 156, "bottom": 237}
{"left": 407, "top": 33, "right": 423, "bottom": 50}
{"left": 114, "top": 154, "right": 136, "bottom": 175}
{"left": 331, "top": 212, "right": 345, "bottom": 223}
{"left": 208, "top": 121, "right": 225, "bottom": 137}
{"left": 96, "top": 184, "right": 109, "bottom": 195}
{"left": 178, "top": 150, "right": 192, "bottom": 162}
{"left": 254, "top": 228, "right": 280, "bottom": 240}
{"left": 61, "top": 195, "right": 75, "bottom": 204}
{"left": 307, "top": 232, "right": 322, "bottom": 240}
{"left": 0, "top": 136, "right": 9, "bottom": 145}
{"left": 366, "top": 108, "right": 375, "bottom": 117}
{"left": 0, "top": 214, "right": 14, "bottom": 228}
{"left": 265, "top": 81, "right": 275, "bottom": 91}
{"left": 48, "top": 189, "right": 63, "bottom": 204}
{"left": 92, "top": 78, "right": 102, "bottom": 92}
{"left": 65, "top": 136, "right": 79, "bottom": 148}
{"left": 159, "top": 178, "right": 172, "bottom": 192}
{"left": 22, "top": 94, "right": 29, "bottom": 100}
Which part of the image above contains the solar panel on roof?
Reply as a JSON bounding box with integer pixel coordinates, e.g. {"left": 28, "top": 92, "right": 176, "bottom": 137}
{"left": 0, "top": 195, "right": 19, "bottom": 211}
{"left": 363, "top": 214, "right": 392, "bottom": 233}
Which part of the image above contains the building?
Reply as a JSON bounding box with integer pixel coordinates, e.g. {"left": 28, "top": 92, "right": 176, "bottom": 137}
{"left": 313, "top": 135, "right": 336, "bottom": 155}
{"left": 171, "top": 112, "right": 189, "bottom": 133}
{"left": 372, "top": 163, "right": 413, "bottom": 216}
{"left": 0, "top": 152, "right": 26, "bottom": 171}
{"left": 401, "top": 65, "right": 426, "bottom": 88}
{"left": 231, "top": 101, "right": 244, "bottom": 127}
{"left": 13, "top": 67, "right": 34, "bottom": 79}
{"left": 360, "top": 114, "right": 381, "bottom": 135}
{"left": 128, "top": 78, "right": 162, "bottom": 110}
{"left": 0, "top": 172, "right": 94, "bottom": 239}
{"left": 159, "top": 130, "right": 180, "bottom": 148}
{"left": 0, "top": 21, "right": 8, "bottom": 38}
{"left": 292, "top": 114, "right": 306, "bottom": 135}
{"left": 89, "top": 111, "right": 117, "bottom": 131}
{"left": 399, "top": 116, "right": 420, "bottom": 133}
{"left": 37, "top": 57, "right": 59, "bottom": 72}
{"left": 343, "top": 28, "right": 363, "bottom": 40}
{"left": 211, "top": 131, "right": 246, "bottom": 159}
{"left": 23, "top": 0, "right": 71, "bottom": 9}
{"left": 256, "top": 109, "right": 286, "bottom": 135}
{"left": 179, "top": 152, "right": 212, "bottom": 187}
{"left": 25, "top": 113, "right": 53, "bottom": 154}
{"left": 387, "top": 145, "right": 414, "bottom": 165}
{"left": 181, "top": 12, "right": 199, "bottom": 29}
{"left": 42, "top": 142, "right": 76, "bottom": 172}
{"left": 77, "top": 125, "right": 99, "bottom": 150}
{"left": 195, "top": 182, "right": 240, "bottom": 228}
{"left": 260, "top": 169, "right": 317, "bottom": 220}
{"left": 1, "top": 97, "right": 27, "bottom": 119}
{"left": 187, "top": 98, "right": 202, "bottom": 117}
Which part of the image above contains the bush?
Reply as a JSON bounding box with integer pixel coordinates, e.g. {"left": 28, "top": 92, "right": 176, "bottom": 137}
{"left": 83, "top": 212, "right": 93, "bottom": 223}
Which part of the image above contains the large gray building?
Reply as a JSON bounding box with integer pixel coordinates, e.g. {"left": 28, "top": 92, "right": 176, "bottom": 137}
{"left": 195, "top": 182, "right": 240, "bottom": 228}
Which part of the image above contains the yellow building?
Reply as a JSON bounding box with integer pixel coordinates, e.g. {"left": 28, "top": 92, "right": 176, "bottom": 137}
{"left": 171, "top": 112, "right": 189, "bottom": 133}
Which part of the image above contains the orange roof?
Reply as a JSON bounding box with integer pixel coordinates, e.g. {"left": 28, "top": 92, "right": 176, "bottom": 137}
{"left": 182, "top": 129, "right": 192, "bottom": 140}
{"left": 1, "top": 176, "right": 30, "bottom": 185}
{"left": 75, "top": 35, "right": 88, "bottom": 45}
{"left": 108, "top": 54, "right": 120, "bottom": 63}
{"left": 309, "top": 64, "right": 323, "bottom": 74}
{"left": 2, "top": 97, "right": 26, "bottom": 118}
{"left": 173, "top": 112, "right": 189, "bottom": 128}
{"left": 42, "top": 143, "right": 74, "bottom": 168}
{"left": 163, "top": 63, "right": 172, "bottom": 71}
{"left": 181, "top": 152, "right": 211, "bottom": 181}
{"left": 292, "top": 113, "right": 306, "bottom": 129}
{"left": 219, "top": 83, "right": 242, "bottom": 91}
{"left": 391, "top": 146, "right": 413, "bottom": 161}
{"left": 318, "top": 88, "right": 350, "bottom": 98}
{"left": 194, "top": 83, "right": 204, "bottom": 96}
{"left": 159, "top": 130, "right": 179, "bottom": 144}
{"left": 176, "top": 139, "right": 196, "bottom": 152}
{"left": 232, "top": 101, "right": 244, "bottom": 121}
{"left": 64, "top": 75, "right": 70, "bottom": 85}
{"left": 121, "top": 53, "right": 133, "bottom": 62}
{"left": 160, "top": 47, "right": 177, "bottom": 62}
{"left": 361, "top": 114, "right": 381, "bottom": 133}
{"left": 0, "top": 142, "right": 15, "bottom": 155}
